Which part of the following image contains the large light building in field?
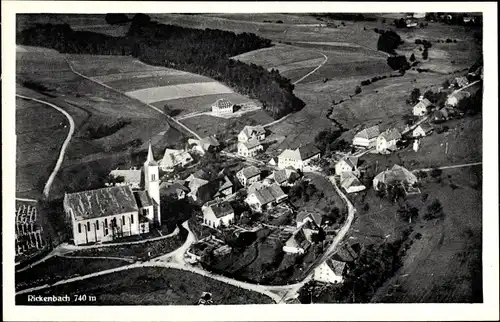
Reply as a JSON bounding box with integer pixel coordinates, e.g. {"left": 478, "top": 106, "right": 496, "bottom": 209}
{"left": 353, "top": 125, "right": 380, "bottom": 148}
{"left": 212, "top": 98, "right": 235, "bottom": 115}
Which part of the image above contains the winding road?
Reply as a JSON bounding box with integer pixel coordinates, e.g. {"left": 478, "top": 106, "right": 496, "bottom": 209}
{"left": 16, "top": 94, "right": 75, "bottom": 199}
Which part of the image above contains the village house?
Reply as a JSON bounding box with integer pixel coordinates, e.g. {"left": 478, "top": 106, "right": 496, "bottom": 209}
{"left": 211, "top": 98, "right": 235, "bottom": 115}
{"left": 340, "top": 171, "right": 366, "bottom": 194}
{"left": 202, "top": 200, "right": 235, "bottom": 228}
{"left": 237, "top": 138, "right": 264, "bottom": 157}
{"left": 283, "top": 228, "right": 311, "bottom": 254}
{"left": 159, "top": 148, "right": 193, "bottom": 172}
{"left": 277, "top": 144, "right": 321, "bottom": 170}
{"left": 413, "top": 98, "right": 434, "bottom": 116}
{"left": 63, "top": 186, "right": 150, "bottom": 245}
{"left": 186, "top": 235, "right": 225, "bottom": 263}
{"left": 312, "top": 258, "right": 348, "bottom": 284}
{"left": 160, "top": 181, "right": 189, "bottom": 200}
{"left": 188, "top": 136, "right": 220, "bottom": 155}
{"left": 245, "top": 182, "right": 288, "bottom": 211}
{"left": 352, "top": 125, "right": 380, "bottom": 148}
{"left": 108, "top": 168, "right": 142, "bottom": 190}
{"left": 15, "top": 200, "right": 45, "bottom": 258}
{"left": 446, "top": 91, "right": 470, "bottom": 107}
{"left": 376, "top": 128, "right": 402, "bottom": 154}
{"left": 373, "top": 164, "right": 418, "bottom": 191}
{"left": 272, "top": 168, "right": 299, "bottom": 186}
{"left": 334, "top": 156, "right": 359, "bottom": 176}
{"left": 296, "top": 210, "right": 323, "bottom": 228}
{"left": 238, "top": 125, "right": 266, "bottom": 142}
{"left": 236, "top": 165, "right": 261, "bottom": 187}
{"left": 213, "top": 175, "right": 234, "bottom": 200}
{"left": 412, "top": 123, "right": 434, "bottom": 138}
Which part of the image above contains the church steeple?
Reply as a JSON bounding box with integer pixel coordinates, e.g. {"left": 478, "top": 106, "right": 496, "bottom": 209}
{"left": 145, "top": 142, "right": 158, "bottom": 166}
{"left": 143, "top": 142, "right": 161, "bottom": 225}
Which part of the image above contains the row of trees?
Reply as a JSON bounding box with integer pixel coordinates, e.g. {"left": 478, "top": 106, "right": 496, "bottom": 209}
{"left": 18, "top": 20, "right": 304, "bottom": 119}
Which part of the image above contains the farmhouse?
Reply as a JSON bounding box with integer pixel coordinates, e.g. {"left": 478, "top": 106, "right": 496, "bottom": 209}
{"left": 412, "top": 123, "right": 434, "bottom": 138}
{"left": 189, "top": 136, "right": 220, "bottom": 155}
{"left": 277, "top": 144, "right": 321, "bottom": 170}
{"left": 63, "top": 186, "right": 150, "bottom": 245}
{"left": 213, "top": 175, "right": 234, "bottom": 199}
{"left": 373, "top": 164, "right": 418, "bottom": 191}
{"left": 245, "top": 183, "right": 287, "bottom": 210}
{"left": 376, "top": 128, "right": 402, "bottom": 154}
{"left": 187, "top": 177, "right": 210, "bottom": 202}
{"left": 238, "top": 125, "right": 266, "bottom": 142}
{"left": 15, "top": 200, "right": 45, "bottom": 258}
{"left": 272, "top": 168, "right": 299, "bottom": 186}
{"left": 353, "top": 125, "right": 380, "bottom": 148}
{"left": 283, "top": 228, "right": 311, "bottom": 254}
{"left": 236, "top": 165, "right": 261, "bottom": 187}
{"left": 202, "top": 200, "right": 235, "bottom": 228}
{"left": 413, "top": 98, "right": 433, "bottom": 116}
{"left": 159, "top": 148, "right": 193, "bottom": 171}
{"left": 211, "top": 98, "right": 235, "bottom": 115}
{"left": 237, "top": 138, "right": 263, "bottom": 157}
{"left": 296, "top": 210, "right": 323, "bottom": 228}
{"left": 446, "top": 91, "right": 470, "bottom": 107}
{"left": 335, "top": 156, "right": 359, "bottom": 176}
{"left": 312, "top": 258, "right": 347, "bottom": 284}
{"left": 108, "top": 168, "right": 142, "bottom": 190}
{"left": 340, "top": 171, "right": 366, "bottom": 194}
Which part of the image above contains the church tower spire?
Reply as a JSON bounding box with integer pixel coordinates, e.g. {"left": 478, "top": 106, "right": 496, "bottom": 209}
{"left": 143, "top": 142, "right": 161, "bottom": 226}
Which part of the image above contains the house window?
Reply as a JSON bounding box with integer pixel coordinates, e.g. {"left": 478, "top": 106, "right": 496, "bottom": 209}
{"left": 96, "top": 220, "right": 99, "bottom": 230}
{"left": 152, "top": 174, "right": 156, "bottom": 181}
{"left": 131, "top": 215, "right": 134, "bottom": 224}
{"left": 78, "top": 223, "right": 81, "bottom": 233}
{"left": 122, "top": 215, "right": 125, "bottom": 225}
{"left": 105, "top": 218, "right": 108, "bottom": 227}
{"left": 87, "top": 222, "right": 91, "bottom": 231}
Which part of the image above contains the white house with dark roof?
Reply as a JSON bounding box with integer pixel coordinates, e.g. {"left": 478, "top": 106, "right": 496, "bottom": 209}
{"left": 159, "top": 148, "right": 193, "bottom": 171}
{"left": 236, "top": 165, "right": 261, "bottom": 187}
{"left": 412, "top": 123, "right": 434, "bottom": 138}
{"left": 312, "top": 258, "right": 347, "bottom": 284}
{"left": 277, "top": 144, "right": 321, "bottom": 170}
{"left": 335, "top": 156, "right": 359, "bottom": 176}
{"left": 376, "top": 128, "right": 402, "bottom": 154}
{"left": 245, "top": 182, "right": 287, "bottom": 211}
{"left": 238, "top": 125, "right": 266, "bottom": 143}
{"left": 413, "top": 98, "right": 433, "bottom": 116}
{"left": 202, "top": 200, "right": 234, "bottom": 228}
{"left": 353, "top": 125, "right": 380, "bottom": 148}
{"left": 212, "top": 98, "right": 234, "bottom": 115}
{"left": 237, "top": 138, "right": 263, "bottom": 157}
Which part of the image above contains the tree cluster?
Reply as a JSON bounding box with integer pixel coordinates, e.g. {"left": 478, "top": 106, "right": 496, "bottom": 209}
{"left": 387, "top": 55, "right": 410, "bottom": 71}
{"left": 377, "top": 30, "right": 404, "bottom": 55}
{"left": 18, "top": 21, "right": 304, "bottom": 120}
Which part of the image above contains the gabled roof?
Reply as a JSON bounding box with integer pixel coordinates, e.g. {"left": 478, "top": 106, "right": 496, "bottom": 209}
{"left": 65, "top": 186, "right": 138, "bottom": 220}
{"left": 160, "top": 148, "right": 192, "bottom": 168}
{"left": 374, "top": 164, "right": 417, "bottom": 186}
{"left": 298, "top": 144, "right": 321, "bottom": 161}
{"left": 273, "top": 169, "right": 288, "bottom": 184}
{"left": 355, "top": 125, "right": 380, "bottom": 140}
{"left": 326, "top": 259, "right": 347, "bottom": 276}
{"left": 268, "top": 183, "right": 287, "bottom": 200}
{"left": 109, "top": 169, "right": 142, "bottom": 186}
{"left": 134, "top": 190, "right": 153, "bottom": 208}
{"left": 213, "top": 98, "right": 233, "bottom": 109}
{"left": 239, "top": 138, "right": 262, "bottom": 150}
{"left": 209, "top": 201, "right": 234, "bottom": 218}
{"left": 278, "top": 148, "right": 301, "bottom": 161}
{"left": 241, "top": 125, "right": 265, "bottom": 138}
{"left": 286, "top": 228, "right": 311, "bottom": 251}
{"left": 415, "top": 123, "right": 434, "bottom": 133}
{"left": 379, "top": 128, "right": 402, "bottom": 141}
{"left": 339, "top": 156, "right": 358, "bottom": 169}
{"left": 340, "top": 172, "right": 365, "bottom": 190}
{"left": 198, "top": 136, "right": 220, "bottom": 150}
{"left": 160, "top": 182, "right": 189, "bottom": 196}
{"left": 217, "top": 176, "right": 233, "bottom": 192}
{"left": 188, "top": 177, "right": 210, "bottom": 194}
{"left": 189, "top": 169, "right": 212, "bottom": 181}
{"left": 414, "top": 98, "right": 433, "bottom": 110}
{"left": 239, "top": 166, "right": 261, "bottom": 180}
{"left": 296, "top": 210, "right": 323, "bottom": 227}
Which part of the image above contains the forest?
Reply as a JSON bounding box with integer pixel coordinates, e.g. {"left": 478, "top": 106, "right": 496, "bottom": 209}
{"left": 17, "top": 19, "right": 305, "bottom": 119}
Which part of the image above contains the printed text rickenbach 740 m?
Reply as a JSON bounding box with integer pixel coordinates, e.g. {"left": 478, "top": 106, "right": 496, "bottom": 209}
{"left": 27, "top": 294, "right": 97, "bottom": 303}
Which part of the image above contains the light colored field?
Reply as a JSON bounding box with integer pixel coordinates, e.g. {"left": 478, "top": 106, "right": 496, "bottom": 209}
{"left": 233, "top": 43, "right": 323, "bottom": 69}
{"left": 203, "top": 13, "right": 322, "bottom": 25}
{"left": 294, "top": 41, "right": 363, "bottom": 48}
{"left": 274, "top": 57, "right": 326, "bottom": 73}
{"left": 67, "top": 55, "right": 165, "bottom": 77}
{"left": 126, "top": 82, "right": 235, "bottom": 104}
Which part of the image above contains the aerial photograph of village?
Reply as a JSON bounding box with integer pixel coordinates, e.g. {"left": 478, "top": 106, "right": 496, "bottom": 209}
{"left": 14, "top": 11, "right": 484, "bottom": 306}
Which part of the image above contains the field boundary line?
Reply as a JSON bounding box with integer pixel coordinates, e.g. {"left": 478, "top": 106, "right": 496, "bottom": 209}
{"left": 412, "top": 162, "right": 482, "bottom": 172}
{"left": 63, "top": 57, "right": 201, "bottom": 140}
{"left": 292, "top": 51, "right": 328, "bottom": 85}
{"left": 16, "top": 94, "right": 75, "bottom": 199}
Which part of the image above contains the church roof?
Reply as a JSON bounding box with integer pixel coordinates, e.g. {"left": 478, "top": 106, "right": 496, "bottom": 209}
{"left": 65, "top": 186, "right": 138, "bottom": 220}
{"left": 134, "top": 190, "right": 153, "bottom": 208}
